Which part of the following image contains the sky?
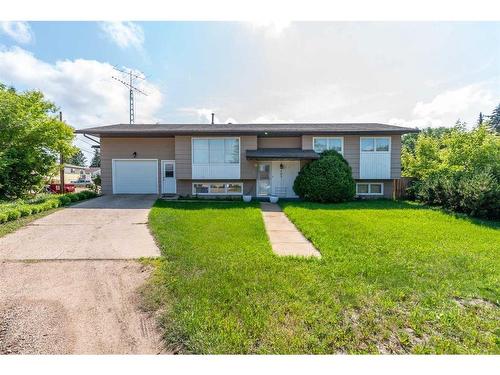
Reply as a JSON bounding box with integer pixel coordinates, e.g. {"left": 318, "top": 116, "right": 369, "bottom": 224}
{"left": 0, "top": 21, "right": 499, "bottom": 162}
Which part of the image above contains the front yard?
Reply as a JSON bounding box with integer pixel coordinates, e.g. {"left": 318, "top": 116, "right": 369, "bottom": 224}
{"left": 145, "top": 200, "right": 499, "bottom": 354}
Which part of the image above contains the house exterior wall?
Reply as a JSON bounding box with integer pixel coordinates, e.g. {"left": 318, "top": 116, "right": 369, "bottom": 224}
{"left": 301, "top": 134, "right": 401, "bottom": 180}
{"left": 257, "top": 136, "right": 302, "bottom": 149}
{"left": 100, "top": 137, "right": 175, "bottom": 194}
{"left": 100, "top": 133, "right": 402, "bottom": 199}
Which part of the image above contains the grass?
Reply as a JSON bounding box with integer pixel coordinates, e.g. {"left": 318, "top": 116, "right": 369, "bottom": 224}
{"left": 145, "top": 199, "right": 500, "bottom": 354}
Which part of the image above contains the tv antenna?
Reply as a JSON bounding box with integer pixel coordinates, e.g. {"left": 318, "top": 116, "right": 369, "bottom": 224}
{"left": 112, "top": 67, "right": 148, "bottom": 125}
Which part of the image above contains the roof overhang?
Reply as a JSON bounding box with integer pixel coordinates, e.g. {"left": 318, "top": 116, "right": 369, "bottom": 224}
{"left": 246, "top": 148, "right": 320, "bottom": 160}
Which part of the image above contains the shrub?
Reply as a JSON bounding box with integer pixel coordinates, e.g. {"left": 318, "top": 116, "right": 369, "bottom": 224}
{"left": 293, "top": 150, "right": 356, "bottom": 202}
{"left": 0, "top": 212, "right": 8, "bottom": 223}
{"left": 413, "top": 168, "right": 500, "bottom": 220}
{"left": 66, "top": 193, "right": 80, "bottom": 202}
{"left": 5, "top": 209, "right": 21, "bottom": 221}
{"left": 18, "top": 205, "right": 33, "bottom": 217}
{"left": 58, "top": 195, "right": 72, "bottom": 206}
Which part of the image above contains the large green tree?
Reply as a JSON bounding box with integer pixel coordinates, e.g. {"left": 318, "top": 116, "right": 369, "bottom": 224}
{"left": 68, "top": 149, "right": 87, "bottom": 166}
{"left": 90, "top": 148, "right": 101, "bottom": 167}
{"left": 490, "top": 103, "right": 500, "bottom": 133}
{"left": 0, "top": 84, "right": 76, "bottom": 198}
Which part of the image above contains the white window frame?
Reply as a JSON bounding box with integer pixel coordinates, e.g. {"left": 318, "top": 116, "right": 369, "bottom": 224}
{"left": 192, "top": 182, "right": 244, "bottom": 195}
{"left": 360, "top": 137, "right": 391, "bottom": 153}
{"left": 356, "top": 182, "right": 384, "bottom": 196}
{"left": 192, "top": 137, "right": 241, "bottom": 166}
{"left": 312, "top": 137, "right": 344, "bottom": 155}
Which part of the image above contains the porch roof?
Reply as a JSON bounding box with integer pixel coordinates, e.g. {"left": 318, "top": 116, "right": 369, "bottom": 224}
{"left": 246, "top": 148, "right": 320, "bottom": 160}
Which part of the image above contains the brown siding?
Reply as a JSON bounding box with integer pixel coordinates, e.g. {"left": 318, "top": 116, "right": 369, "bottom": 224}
{"left": 258, "top": 136, "right": 302, "bottom": 149}
{"left": 240, "top": 136, "right": 258, "bottom": 179}
{"left": 344, "top": 135, "right": 360, "bottom": 179}
{"left": 175, "top": 136, "right": 192, "bottom": 179}
{"left": 100, "top": 137, "right": 174, "bottom": 194}
{"left": 391, "top": 135, "right": 401, "bottom": 178}
{"left": 302, "top": 134, "right": 360, "bottom": 178}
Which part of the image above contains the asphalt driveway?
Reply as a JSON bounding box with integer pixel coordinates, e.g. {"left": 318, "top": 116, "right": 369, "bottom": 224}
{"left": 0, "top": 195, "right": 161, "bottom": 260}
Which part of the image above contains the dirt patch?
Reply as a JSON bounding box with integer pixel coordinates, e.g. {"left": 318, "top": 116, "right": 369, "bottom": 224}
{"left": 0, "top": 260, "right": 165, "bottom": 354}
{"left": 453, "top": 297, "right": 497, "bottom": 309}
{"left": 0, "top": 299, "right": 74, "bottom": 354}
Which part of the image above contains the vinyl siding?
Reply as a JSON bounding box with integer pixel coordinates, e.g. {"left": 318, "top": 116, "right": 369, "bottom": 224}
{"left": 174, "top": 136, "right": 192, "bottom": 179}
{"left": 100, "top": 137, "right": 174, "bottom": 195}
{"left": 257, "top": 136, "right": 302, "bottom": 149}
{"left": 391, "top": 135, "right": 402, "bottom": 178}
{"left": 240, "top": 136, "right": 258, "bottom": 179}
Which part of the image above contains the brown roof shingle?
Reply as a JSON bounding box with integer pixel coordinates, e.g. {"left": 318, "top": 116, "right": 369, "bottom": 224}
{"left": 75, "top": 123, "right": 418, "bottom": 136}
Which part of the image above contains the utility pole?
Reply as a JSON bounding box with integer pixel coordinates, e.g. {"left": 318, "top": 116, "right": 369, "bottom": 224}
{"left": 112, "top": 67, "right": 148, "bottom": 125}
{"left": 59, "top": 111, "right": 65, "bottom": 194}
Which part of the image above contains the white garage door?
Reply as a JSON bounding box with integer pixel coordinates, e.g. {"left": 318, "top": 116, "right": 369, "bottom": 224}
{"left": 113, "top": 159, "right": 158, "bottom": 194}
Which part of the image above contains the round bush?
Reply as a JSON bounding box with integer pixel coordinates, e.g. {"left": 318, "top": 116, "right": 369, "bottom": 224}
{"left": 293, "top": 150, "right": 356, "bottom": 202}
{"left": 5, "top": 209, "right": 21, "bottom": 221}
{"left": 18, "top": 205, "right": 33, "bottom": 217}
{"left": 0, "top": 213, "right": 8, "bottom": 223}
{"left": 30, "top": 205, "right": 41, "bottom": 214}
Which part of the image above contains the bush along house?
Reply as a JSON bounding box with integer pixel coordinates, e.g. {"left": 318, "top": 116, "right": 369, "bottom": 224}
{"left": 75, "top": 123, "right": 418, "bottom": 199}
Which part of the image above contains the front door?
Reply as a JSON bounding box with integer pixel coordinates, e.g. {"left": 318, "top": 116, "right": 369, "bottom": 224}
{"left": 257, "top": 163, "right": 272, "bottom": 196}
{"left": 161, "top": 160, "right": 176, "bottom": 194}
{"left": 271, "top": 161, "right": 300, "bottom": 198}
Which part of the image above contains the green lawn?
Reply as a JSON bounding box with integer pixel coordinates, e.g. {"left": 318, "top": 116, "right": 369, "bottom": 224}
{"left": 145, "top": 200, "right": 500, "bottom": 354}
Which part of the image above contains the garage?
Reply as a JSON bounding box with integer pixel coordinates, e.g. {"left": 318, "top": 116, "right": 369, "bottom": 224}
{"left": 112, "top": 159, "right": 158, "bottom": 194}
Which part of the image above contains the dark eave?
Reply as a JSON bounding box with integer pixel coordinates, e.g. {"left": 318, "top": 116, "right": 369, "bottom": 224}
{"left": 74, "top": 123, "right": 419, "bottom": 137}
{"left": 246, "top": 148, "right": 320, "bottom": 160}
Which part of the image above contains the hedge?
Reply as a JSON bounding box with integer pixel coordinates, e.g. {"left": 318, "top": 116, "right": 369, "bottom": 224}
{"left": 0, "top": 190, "right": 99, "bottom": 224}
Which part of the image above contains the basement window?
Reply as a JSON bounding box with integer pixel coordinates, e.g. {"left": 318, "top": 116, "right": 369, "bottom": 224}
{"left": 193, "top": 182, "right": 243, "bottom": 195}
{"left": 356, "top": 183, "right": 384, "bottom": 196}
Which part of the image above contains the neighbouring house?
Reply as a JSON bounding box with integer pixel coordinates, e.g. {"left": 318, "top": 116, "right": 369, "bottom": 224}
{"left": 50, "top": 164, "right": 101, "bottom": 185}
{"left": 75, "top": 123, "right": 418, "bottom": 199}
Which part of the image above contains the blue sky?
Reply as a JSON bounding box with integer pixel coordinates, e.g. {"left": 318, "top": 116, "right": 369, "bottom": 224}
{"left": 0, "top": 21, "right": 499, "bottom": 160}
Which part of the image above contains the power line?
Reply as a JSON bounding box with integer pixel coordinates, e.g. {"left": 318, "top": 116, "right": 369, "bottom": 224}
{"left": 112, "top": 67, "right": 148, "bottom": 125}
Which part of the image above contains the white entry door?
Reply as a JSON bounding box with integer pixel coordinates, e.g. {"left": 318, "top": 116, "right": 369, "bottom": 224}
{"left": 271, "top": 161, "right": 300, "bottom": 198}
{"left": 161, "top": 160, "right": 176, "bottom": 194}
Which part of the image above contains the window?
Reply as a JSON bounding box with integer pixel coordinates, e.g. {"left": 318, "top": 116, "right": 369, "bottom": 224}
{"left": 313, "top": 137, "right": 343, "bottom": 154}
{"left": 192, "top": 138, "right": 240, "bottom": 165}
{"left": 192, "top": 182, "right": 243, "bottom": 195}
{"left": 164, "top": 164, "right": 174, "bottom": 178}
{"left": 361, "top": 137, "right": 390, "bottom": 152}
{"left": 356, "top": 183, "right": 384, "bottom": 195}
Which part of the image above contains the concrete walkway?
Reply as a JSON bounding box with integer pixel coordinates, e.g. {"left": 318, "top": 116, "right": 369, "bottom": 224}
{"left": 260, "top": 202, "right": 321, "bottom": 258}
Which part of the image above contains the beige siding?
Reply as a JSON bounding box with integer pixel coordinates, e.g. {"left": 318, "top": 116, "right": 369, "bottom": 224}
{"left": 391, "top": 135, "right": 402, "bottom": 178}
{"left": 302, "top": 135, "right": 313, "bottom": 150}
{"left": 100, "top": 137, "right": 174, "bottom": 195}
{"left": 258, "top": 136, "right": 302, "bottom": 149}
{"left": 240, "top": 136, "right": 258, "bottom": 179}
{"left": 175, "top": 136, "right": 192, "bottom": 179}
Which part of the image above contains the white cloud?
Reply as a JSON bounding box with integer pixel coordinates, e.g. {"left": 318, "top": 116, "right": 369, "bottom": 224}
{"left": 0, "top": 47, "right": 163, "bottom": 128}
{"left": 0, "top": 21, "right": 33, "bottom": 44}
{"left": 100, "top": 21, "right": 144, "bottom": 49}
{"left": 248, "top": 20, "right": 291, "bottom": 38}
{"left": 413, "top": 83, "right": 495, "bottom": 118}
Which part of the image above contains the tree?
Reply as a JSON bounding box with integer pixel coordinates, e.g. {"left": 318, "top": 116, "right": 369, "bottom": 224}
{"left": 68, "top": 149, "right": 87, "bottom": 166}
{"left": 90, "top": 148, "right": 101, "bottom": 167}
{"left": 0, "top": 84, "right": 76, "bottom": 198}
{"left": 293, "top": 150, "right": 356, "bottom": 202}
{"left": 490, "top": 103, "right": 500, "bottom": 133}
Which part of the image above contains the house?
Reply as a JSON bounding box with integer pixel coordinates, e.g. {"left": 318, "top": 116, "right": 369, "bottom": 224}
{"left": 50, "top": 165, "right": 101, "bottom": 185}
{"left": 75, "top": 123, "right": 418, "bottom": 199}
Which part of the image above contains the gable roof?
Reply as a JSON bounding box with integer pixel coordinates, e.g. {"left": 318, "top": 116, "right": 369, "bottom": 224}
{"left": 75, "top": 123, "right": 418, "bottom": 137}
